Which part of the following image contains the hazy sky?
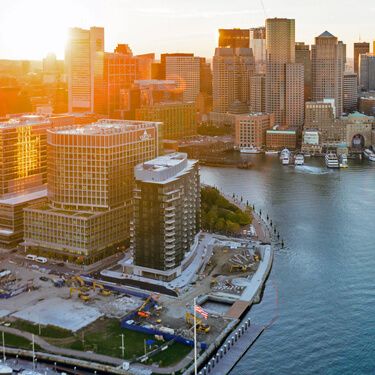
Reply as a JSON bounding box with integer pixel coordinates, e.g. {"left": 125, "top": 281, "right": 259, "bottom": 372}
{"left": 0, "top": 0, "right": 374, "bottom": 60}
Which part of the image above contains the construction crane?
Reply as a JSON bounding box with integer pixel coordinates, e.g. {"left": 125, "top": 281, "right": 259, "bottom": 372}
{"left": 92, "top": 282, "right": 111, "bottom": 296}
{"left": 137, "top": 293, "right": 159, "bottom": 318}
{"left": 69, "top": 287, "right": 90, "bottom": 302}
{"left": 185, "top": 312, "right": 210, "bottom": 333}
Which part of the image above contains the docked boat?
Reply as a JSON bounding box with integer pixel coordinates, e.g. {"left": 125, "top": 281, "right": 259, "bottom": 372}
{"left": 339, "top": 154, "right": 348, "bottom": 168}
{"left": 363, "top": 148, "right": 375, "bottom": 161}
{"left": 325, "top": 152, "right": 339, "bottom": 168}
{"left": 294, "top": 154, "right": 304, "bottom": 166}
{"left": 280, "top": 148, "right": 291, "bottom": 165}
{"left": 239, "top": 146, "right": 262, "bottom": 154}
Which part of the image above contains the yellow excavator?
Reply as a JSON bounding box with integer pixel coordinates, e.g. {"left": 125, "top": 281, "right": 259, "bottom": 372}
{"left": 70, "top": 287, "right": 90, "bottom": 302}
{"left": 185, "top": 312, "right": 210, "bottom": 333}
{"left": 92, "top": 282, "right": 111, "bottom": 296}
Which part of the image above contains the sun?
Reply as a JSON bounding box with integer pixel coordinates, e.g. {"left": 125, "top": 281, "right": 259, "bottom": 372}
{"left": 0, "top": 0, "right": 88, "bottom": 60}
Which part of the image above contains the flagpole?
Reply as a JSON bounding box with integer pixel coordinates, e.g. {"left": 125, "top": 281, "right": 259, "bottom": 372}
{"left": 194, "top": 297, "right": 197, "bottom": 375}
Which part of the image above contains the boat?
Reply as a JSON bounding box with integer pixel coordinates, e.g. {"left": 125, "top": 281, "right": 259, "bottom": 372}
{"left": 280, "top": 148, "right": 291, "bottom": 165}
{"left": 294, "top": 154, "right": 304, "bottom": 166}
{"left": 239, "top": 146, "right": 262, "bottom": 154}
{"left": 0, "top": 363, "right": 13, "bottom": 375}
{"left": 339, "top": 154, "right": 348, "bottom": 168}
{"left": 265, "top": 150, "right": 279, "bottom": 155}
{"left": 325, "top": 152, "right": 339, "bottom": 168}
{"left": 363, "top": 149, "right": 375, "bottom": 162}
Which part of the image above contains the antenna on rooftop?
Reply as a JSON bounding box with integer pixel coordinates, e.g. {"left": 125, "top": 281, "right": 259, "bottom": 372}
{"left": 259, "top": 0, "right": 268, "bottom": 18}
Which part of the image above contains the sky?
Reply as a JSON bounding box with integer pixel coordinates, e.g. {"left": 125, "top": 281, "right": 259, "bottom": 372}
{"left": 0, "top": 0, "right": 374, "bottom": 60}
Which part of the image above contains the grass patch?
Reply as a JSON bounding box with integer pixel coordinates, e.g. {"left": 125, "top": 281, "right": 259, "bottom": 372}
{"left": 1, "top": 332, "right": 40, "bottom": 350}
{"left": 147, "top": 343, "right": 192, "bottom": 367}
{"left": 9, "top": 319, "right": 72, "bottom": 339}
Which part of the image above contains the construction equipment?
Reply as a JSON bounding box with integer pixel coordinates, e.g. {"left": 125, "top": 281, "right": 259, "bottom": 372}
{"left": 185, "top": 312, "right": 210, "bottom": 333}
{"left": 137, "top": 293, "right": 159, "bottom": 318}
{"left": 92, "top": 282, "right": 112, "bottom": 296}
{"left": 229, "top": 263, "right": 248, "bottom": 273}
{"left": 70, "top": 287, "right": 90, "bottom": 302}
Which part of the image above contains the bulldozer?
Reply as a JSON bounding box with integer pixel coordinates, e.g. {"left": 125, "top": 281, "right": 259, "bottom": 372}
{"left": 185, "top": 312, "right": 210, "bottom": 333}
{"left": 70, "top": 287, "right": 90, "bottom": 302}
{"left": 92, "top": 282, "right": 111, "bottom": 296}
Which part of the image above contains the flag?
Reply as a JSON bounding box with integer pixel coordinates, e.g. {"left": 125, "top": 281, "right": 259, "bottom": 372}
{"left": 194, "top": 305, "right": 208, "bottom": 319}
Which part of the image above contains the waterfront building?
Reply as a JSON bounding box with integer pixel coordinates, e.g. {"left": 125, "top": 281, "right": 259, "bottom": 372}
{"left": 136, "top": 101, "right": 197, "bottom": 140}
{"left": 266, "top": 129, "right": 297, "bottom": 150}
{"left": 131, "top": 152, "right": 200, "bottom": 281}
{"left": 250, "top": 75, "right": 266, "bottom": 113}
{"left": 66, "top": 27, "right": 105, "bottom": 114}
{"left": 0, "top": 115, "right": 49, "bottom": 249}
{"left": 343, "top": 73, "right": 358, "bottom": 113}
{"left": 354, "top": 42, "right": 370, "bottom": 74}
{"left": 311, "top": 31, "right": 345, "bottom": 118}
{"left": 301, "top": 130, "right": 321, "bottom": 154}
{"left": 235, "top": 113, "right": 275, "bottom": 149}
{"left": 295, "top": 42, "right": 312, "bottom": 101}
{"left": 359, "top": 53, "right": 375, "bottom": 91}
{"left": 165, "top": 54, "right": 200, "bottom": 103}
{"left": 212, "top": 47, "right": 255, "bottom": 114}
{"left": 265, "top": 18, "right": 304, "bottom": 128}
{"left": 250, "top": 27, "right": 266, "bottom": 73}
{"left": 343, "top": 112, "right": 375, "bottom": 149}
{"left": 218, "top": 29, "right": 250, "bottom": 48}
{"left": 23, "top": 119, "right": 162, "bottom": 262}
{"left": 359, "top": 95, "right": 375, "bottom": 116}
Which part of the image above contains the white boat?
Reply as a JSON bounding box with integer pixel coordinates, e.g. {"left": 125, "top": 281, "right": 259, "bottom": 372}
{"left": 265, "top": 150, "right": 279, "bottom": 155}
{"left": 280, "top": 148, "right": 291, "bottom": 165}
{"left": 280, "top": 148, "right": 290, "bottom": 159}
{"left": 239, "top": 146, "right": 262, "bottom": 154}
{"left": 325, "top": 152, "right": 339, "bottom": 168}
{"left": 294, "top": 154, "right": 304, "bottom": 166}
{"left": 339, "top": 154, "right": 348, "bottom": 168}
{"left": 363, "top": 149, "right": 375, "bottom": 162}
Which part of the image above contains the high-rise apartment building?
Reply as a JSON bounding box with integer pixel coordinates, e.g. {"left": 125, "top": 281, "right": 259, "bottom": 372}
{"left": 136, "top": 102, "right": 196, "bottom": 140}
{"left": 343, "top": 73, "right": 358, "bottom": 113}
{"left": 24, "top": 120, "right": 162, "bottom": 262}
{"left": 354, "top": 42, "right": 370, "bottom": 74}
{"left": 265, "top": 18, "right": 304, "bottom": 128}
{"left": 66, "top": 27, "right": 105, "bottom": 114}
{"left": 218, "top": 29, "right": 250, "bottom": 48}
{"left": 295, "top": 42, "right": 312, "bottom": 101}
{"left": 359, "top": 53, "right": 375, "bottom": 91}
{"left": 0, "top": 115, "right": 49, "bottom": 248}
{"left": 165, "top": 55, "right": 200, "bottom": 102}
{"left": 249, "top": 27, "right": 266, "bottom": 73}
{"left": 131, "top": 152, "right": 200, "bottom": 281}
{"left": 311, "top": 31, "right": 345, "bottom": 118}
{"left": 212, "top": 48, "right": 255, "bottom": 113}
{"left": 250, "top": 75, "right": 266, "bottom": 113}
{"left": 235, "top": 113, "right": 275, "bottom": 149}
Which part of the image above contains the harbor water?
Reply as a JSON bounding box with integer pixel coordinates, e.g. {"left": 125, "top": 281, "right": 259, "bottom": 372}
{"left": 200, "top": 155, "right": 375, "bottom": 375}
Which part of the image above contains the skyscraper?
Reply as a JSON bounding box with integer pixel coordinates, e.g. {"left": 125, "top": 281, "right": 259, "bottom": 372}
{"left": 131, "top": 153, "right": 200, "bottom": 281}
{"left": 66, "top": 27, "right": 105, "bottom": 114}
{"left": 165, "top": 55, "right": 200, "bottom": 102}
{"left": 24, "top": 120, "right": 162, "bottom": 262}
{"left": 311, "top": 31, "right": 345, "bottom": 118}
{"left": 212, "top": 48, "right": 255, "bottom": 113}
{"left": 295, "top": 42, "right": 312, "bottom": 101}
{"left": 343, "top": 72, "right": 358, "bottom": 113}
{"left": 265, "top": 18, "right": 304, "bottom": 128}
{"left": 353, "top": 42, "right": 370, "bottom": 74}
{"left": 218, "top": 29, "right": 250, "bottom": 48}
{"left": 250, "top": 27, "right": 266, "bottom": 73}
{"left": 359, "top": 53, "right": 375, "bottom": 91}
{"left": 250, "top": 75, "right": 266, "bottom": 113}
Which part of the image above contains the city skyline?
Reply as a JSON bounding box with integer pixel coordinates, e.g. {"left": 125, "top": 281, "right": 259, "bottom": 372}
{"left": 0, "top": 0, "right": 374, "bottom": 60}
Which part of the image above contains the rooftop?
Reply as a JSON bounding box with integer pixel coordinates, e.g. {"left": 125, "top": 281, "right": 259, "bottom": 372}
{"left": 0, "top": 188, "right": 47, "bottom": 205}
{"left": 0, "top": 115, "right": 50, "bottom": 128}
{"left": 318, "top": 30, "right": 335, "bottom": 38}
{"left": 52, "top": 119, "right": 161, "bottom": 135}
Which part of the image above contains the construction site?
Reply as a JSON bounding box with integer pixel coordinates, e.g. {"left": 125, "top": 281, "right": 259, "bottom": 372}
{"left": 0, "top": 231, "right": 272, "bottom": 373}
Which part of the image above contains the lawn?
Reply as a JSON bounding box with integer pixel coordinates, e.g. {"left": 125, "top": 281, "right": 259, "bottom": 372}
{"left": 1, "top": 332, "right": 38, "bottom": 350}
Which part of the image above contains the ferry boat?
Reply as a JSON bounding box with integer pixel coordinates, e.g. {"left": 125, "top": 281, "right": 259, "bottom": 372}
{"left": 239, "top": 145, "right": 262, "bottom": 154}
{"left": 363, "top": 148, "right": 375, "bottom": 161}
{"left": 294, "top": 154, "right": 304, "bottom": 166}
{"left": 339, "top": 154, "right": 348, "bottom": 168}
{"left": 280, "top": 148, "right": 291, "bottom": 165}
{"left": 325, "top": 152, "right": 339, "bottom": 168}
